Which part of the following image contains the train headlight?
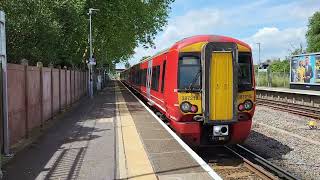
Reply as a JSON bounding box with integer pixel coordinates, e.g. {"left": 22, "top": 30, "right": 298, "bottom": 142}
{"left": 244, "top": 100, "right": 253, "bottom": 110}
{"left": 213, "top": 125, "right": 229, "bottom": 136}
{"left": 190, "top": 105, "right": 198, "bottom": 113}
{"left": 238, "top": 104, "right": 245, "bottom": 111}
{"left": 180, "top": 101, "right": 191, "bottom": 113}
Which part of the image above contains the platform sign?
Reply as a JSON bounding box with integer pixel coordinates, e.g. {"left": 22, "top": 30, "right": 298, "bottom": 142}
{"left": 88, "top": 57, "right": 96, "bottom": 65}
{"left": 290, "top": 53, "right": 320, "bottom": 85}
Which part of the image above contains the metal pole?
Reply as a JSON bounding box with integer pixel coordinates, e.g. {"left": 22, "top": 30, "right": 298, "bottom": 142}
{"left": 87, "top": 8, "right": 99, "bottom": 98}
{"left": 88, "top": 9, "right": 93, "bottom": 98}
{"left": 89, "top": 10, "right": 93, "bottom": 61}
{"left": 0, "top": 11, "right": 9, "bottom": 157}
{"left": 256, "top": 42, "right": 261, "bottom": 87}
{"left": 258, "top": 43, "right": 261, "bottom": 65}
{"left": 89, "top": 9, "right": 93, "bottom": 98}
{"left": 0, "top": 10, "right": 8, "bottom": 178}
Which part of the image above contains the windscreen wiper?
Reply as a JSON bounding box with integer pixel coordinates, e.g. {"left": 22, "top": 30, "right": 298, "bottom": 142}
{"left": 187, "top": 70, "right": 201, "bottom": 92}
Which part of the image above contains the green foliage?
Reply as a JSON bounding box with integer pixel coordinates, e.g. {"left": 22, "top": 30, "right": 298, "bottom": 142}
{"left": 0, "top": 0, "right": 88, "bottom": 67}
{"left": 140, "top": 56, "right": 151, "bottom": 62}
{"left": 256, "top": 72, "right": 289, "bottom": 88}
{"left": 289, "top": 43, "right": 304, "bottom": 56}
{"left": 270, "top": 59, "right": 290, "bottom": 73}
{"left": 306, "top": 11, "right": 320, "bottom": 53}
{"left": 125, "top": 62, "right": 131, "bottom": 69}
{"left": 0, "top": 0, "right": 174, "bottom": 68}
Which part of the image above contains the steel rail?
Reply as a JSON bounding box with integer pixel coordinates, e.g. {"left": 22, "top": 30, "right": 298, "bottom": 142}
{"left": 226, "top": 144, "right": 298, "bottom": 180}
{"left": 257, "top": 98, "right": 320, "bottom": 119}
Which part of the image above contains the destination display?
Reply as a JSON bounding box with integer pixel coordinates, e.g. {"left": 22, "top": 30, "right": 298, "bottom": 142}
{"left": 290, "top": 53, "right": 320, "bottom": 85}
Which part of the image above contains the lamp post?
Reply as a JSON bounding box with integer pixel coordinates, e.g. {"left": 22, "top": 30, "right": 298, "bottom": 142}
{"left": 256, "top": 42, "right": 261, "bottom": 86}
{"left": 88, "top": 8, "right": 99, "bottom": 98}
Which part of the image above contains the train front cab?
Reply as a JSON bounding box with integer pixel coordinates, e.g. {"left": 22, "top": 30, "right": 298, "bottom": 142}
{"left": 173, "top": 41, "right": 255, "bottom": 146}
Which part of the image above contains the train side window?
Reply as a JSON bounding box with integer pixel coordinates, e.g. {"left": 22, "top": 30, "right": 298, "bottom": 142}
{"left": 161, "top": 61, "right": 166, "bottom": 93}
{"left": 151, "top": 66, "right": 160, "bottom": 91}
{"left": 141, "top": 69, "right": 147, "bottom": 86}
{"left": 137, "top": 69, "right": 141, "bottom": 85}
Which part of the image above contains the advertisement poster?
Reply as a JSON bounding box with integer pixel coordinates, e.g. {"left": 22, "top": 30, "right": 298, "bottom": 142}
{"left": 290, "top": 54, "right": 320, "bottom": 84}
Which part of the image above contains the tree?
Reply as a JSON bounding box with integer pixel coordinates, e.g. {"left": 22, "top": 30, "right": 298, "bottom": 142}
{"left": 0, "top": 0, "right": 88, "bottom": 67}
{"left": 87, "top": 0, "right": 174, "bottom": 66}
{"left": 125, "top": 62, "right": 131, "bottom": 69}
{"left": 306, "top": 11, "right": 320, "bottom": 53}
{"left": 289, "top": 43, "right": 304, "bottom": 56}
{"left": 270, "top": 59, "right": 290, "bottom": 73}
{"left": 140, "top": 56, "right": 151, "bottom": 62}
{"left": 0, "top": 0, "right": 174, "bottom": 68}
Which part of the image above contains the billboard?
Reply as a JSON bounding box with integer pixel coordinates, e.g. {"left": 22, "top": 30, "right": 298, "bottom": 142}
{"left": 290, "top": 53, "right": 320, "bottom": 85}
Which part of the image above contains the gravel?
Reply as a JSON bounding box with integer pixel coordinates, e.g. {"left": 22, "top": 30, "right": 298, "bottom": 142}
{"left": 244, "top": 106, "right": 320, "bottom": 180}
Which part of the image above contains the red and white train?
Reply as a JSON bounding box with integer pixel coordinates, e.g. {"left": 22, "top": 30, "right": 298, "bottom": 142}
{"left": 121, "top": 35, "right": 256, "bottom": 146}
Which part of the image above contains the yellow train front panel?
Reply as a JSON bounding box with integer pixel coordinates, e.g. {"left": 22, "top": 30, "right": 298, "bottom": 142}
{"left": 209, "top": 52, "right": 234, "bottom": 121}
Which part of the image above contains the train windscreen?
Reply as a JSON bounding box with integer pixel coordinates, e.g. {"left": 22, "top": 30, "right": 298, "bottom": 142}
{"left": 238, "top": 53, "right": 253, "bottom": 91}
{"left": 178, "top": 53, "right": 201, "bottom": 91}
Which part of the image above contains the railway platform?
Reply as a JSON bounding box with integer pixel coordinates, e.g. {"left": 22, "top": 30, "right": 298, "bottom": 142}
{"left": 256, "top": 86, "right": 320, "bottom": 119}
{"left": 2, "top": 81, "right": 219, "bottom": 180}
{"left": 256, "top": 86, "right": 320, "bottom": 96}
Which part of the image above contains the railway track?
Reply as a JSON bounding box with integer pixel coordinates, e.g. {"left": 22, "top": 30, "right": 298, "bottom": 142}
{"left": 257, "top": 98, "right": 320, "bottom": 120}
{"left": 199, "top": 145, "right": 297, "bottom": 180}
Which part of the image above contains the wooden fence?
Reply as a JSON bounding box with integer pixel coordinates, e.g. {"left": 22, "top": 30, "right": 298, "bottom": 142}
{"left": 6, "top": 63, "right": 87, "bottom": 146}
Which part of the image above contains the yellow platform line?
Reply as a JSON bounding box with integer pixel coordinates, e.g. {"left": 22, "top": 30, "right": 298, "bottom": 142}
{"left": 115, "top": 84, "right": 157, "bottom": 180}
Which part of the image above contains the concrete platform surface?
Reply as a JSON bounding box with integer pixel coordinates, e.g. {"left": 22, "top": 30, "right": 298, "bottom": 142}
{"left": 256, "top": 86, "right": 320, "bottom": 96}
{"left": 2, "top": 81, "right": 217, "bottom": 180}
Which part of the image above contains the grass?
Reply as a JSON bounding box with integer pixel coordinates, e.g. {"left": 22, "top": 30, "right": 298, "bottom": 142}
{"left": 256, "top": 72, "right": 289, "bottom": 88}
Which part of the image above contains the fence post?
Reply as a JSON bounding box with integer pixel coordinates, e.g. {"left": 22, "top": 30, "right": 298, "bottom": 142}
{"left": 58, "top": 66, "right": 61, "bottom": 112}
{"left": 37, "top": 62, "right": 43, "bottom": 128}
{"left": 83, "top": 71, "right": 85, "bottom": 96}
{"left": 50, "top": 65, "right": 53, "bottom": 119}
{"left": 64, "top": 66, "right": 67, "bottom": 109}
{"left": 73, "top": 70, "right": 75, "bottom": 102}
{"left": 86, "top": 71, "right": 88, "bottom": 95}
{"left": 78, "top": 70, "right": 82, "bottom": 99}
{"left": 69, "top": 69, "right": 72, "bottom": 107}
{"left": 22, "top": 60, "right": 29, "bottom": 138}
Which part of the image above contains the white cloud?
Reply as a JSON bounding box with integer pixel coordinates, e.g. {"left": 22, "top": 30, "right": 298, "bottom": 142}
{"left": 264, "top": 1, "right": 320, "bottom": 21}
{"left": 244, "top": 27, "right": 307, "bottom": 64}
{"left": 117, "top": 0, "right": 320, "bottom": 68}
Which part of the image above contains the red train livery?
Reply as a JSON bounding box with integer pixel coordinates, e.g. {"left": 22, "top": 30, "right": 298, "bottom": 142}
{"left": 121, "top": 35, "right": 256, "bottom": 146}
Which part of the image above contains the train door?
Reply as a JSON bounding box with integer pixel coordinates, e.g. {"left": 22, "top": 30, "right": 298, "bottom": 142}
{"left": 146, "top": 60, "right": 153, "bottom": 99}
{"left": 201, "top": 42, "right": 238, "bottom": 124}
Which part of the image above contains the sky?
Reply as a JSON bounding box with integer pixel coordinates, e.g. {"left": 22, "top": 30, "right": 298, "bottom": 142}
{"left": 117, "top": 0, "right": 320, "bottom": 68}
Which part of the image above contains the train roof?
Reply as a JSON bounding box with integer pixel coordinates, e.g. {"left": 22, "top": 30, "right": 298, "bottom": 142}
{"left": 170, "top": 35, "right": 251, "bottom": 50}
{"left": 125, "top": 35, "right": 251, "bottom": 69}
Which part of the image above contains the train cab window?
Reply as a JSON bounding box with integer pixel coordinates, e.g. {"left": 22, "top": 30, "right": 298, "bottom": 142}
{"left": 238, "top": 53, "right": 253, "bottom": 91}
{"left": 178, "top": 53, "right": 201, "bottom": 91}
{"left": 151, "top": 66, "right": 160, "bottom": 91}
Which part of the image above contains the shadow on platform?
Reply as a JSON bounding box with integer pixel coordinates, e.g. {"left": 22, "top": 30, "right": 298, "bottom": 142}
{"left": 3, "top": 82, "right": 116, "bottom": 180}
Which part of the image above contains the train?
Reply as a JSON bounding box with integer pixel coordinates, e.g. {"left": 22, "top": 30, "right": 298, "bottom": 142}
{"left": 120, "top": 35, "right": 256, "bottom": 146}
